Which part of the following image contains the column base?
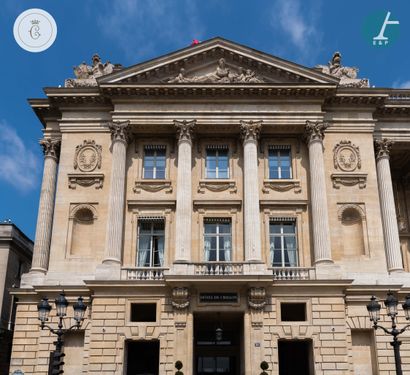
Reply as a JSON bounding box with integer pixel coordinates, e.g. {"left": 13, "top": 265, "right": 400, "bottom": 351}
{"left": 389, "top": 268, "right": 405, "bottom": 274}
{"left": 315, "top": 262, "right": 342, "bottom": 280}
{"left": 95, "top": 262, "right": 121, "bottom": 280}
{"left": 20, "top": 270, "right": 46, "bottom": 288}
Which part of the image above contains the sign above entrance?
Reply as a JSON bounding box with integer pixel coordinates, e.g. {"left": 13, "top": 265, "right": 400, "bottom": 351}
{"left": 199, "top": 293, "right": 238, "bottom": 303}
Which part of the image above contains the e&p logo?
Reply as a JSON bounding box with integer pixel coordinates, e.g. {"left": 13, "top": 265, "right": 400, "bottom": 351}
{"left": 13, "top": 9, "right": 57, "bottom": 52}
{"left": 362, "top": 11, "right": 400, "bottom": 47}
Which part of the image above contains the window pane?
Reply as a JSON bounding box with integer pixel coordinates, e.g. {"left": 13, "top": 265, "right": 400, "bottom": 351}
{"left": 269, "top": 168, "right": 279, "bottom": 179}
{"left": 272, "top": 249, "right": 283, "bottom": 267}
{"left": 219, "top": 223, "right": 231, "bottom": 233}
{"left": 282, "top": 223, "right": 296, "bottom": 234}
{"left": 270, "top": 224, "right": 282, "bottom": 234}
{"left": 155, "top": 168, "right": 166, "bottom": 179}
{"left": 204, "top": 223, "right": 217, "bottom": 234}
{"left": 281, "top": 167, "right": 291, "bottom": 179}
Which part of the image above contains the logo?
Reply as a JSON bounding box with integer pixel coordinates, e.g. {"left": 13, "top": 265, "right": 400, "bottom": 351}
{"left": 13, "top": 8, "right": 57, "bottom": 52}
{"left": 362, "top": 11, "right": 400, "bottom": 47}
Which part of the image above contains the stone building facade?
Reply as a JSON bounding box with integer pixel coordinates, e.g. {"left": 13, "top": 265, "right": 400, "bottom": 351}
{"left": 0, "top": 223, "right": 33, "bottom": 374}
{"left": 8, "top": 38, "right": 410, "bottom": 374}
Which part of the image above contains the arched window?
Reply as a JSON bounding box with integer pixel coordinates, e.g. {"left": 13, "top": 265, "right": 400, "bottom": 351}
{"left": 336, "top": 206, "right": 366, "bottom": 260}
{"left": 70, "top": 206, "right": 95, "bottom": 256}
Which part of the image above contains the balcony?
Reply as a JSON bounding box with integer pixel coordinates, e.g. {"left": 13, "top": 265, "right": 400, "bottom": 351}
{"left": 122, "top": 267, "right": 168, "bottom": 280}
{"left": 269, "top": 267, "right": 316, "bottom": 280}
{"left": 193, "top": 262, "right": 245, "bottom": 276}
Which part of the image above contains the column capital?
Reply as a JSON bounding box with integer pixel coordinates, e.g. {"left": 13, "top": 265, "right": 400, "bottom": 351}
{"left": 375, "top": 138, "right": 394, "bottom": 160}
{"left": 174, "top": 119, "right": 196, "bottom": 143}
{"left": 108, "top": 121, "right": 131, "bottom": 145}
{"left": 304, "top": 120, "right": 328, "bottom": 144}
{"left": 40, "top": 138, "right": 61, "bottom": 161}
{"left": 240, "top": 120, "right": 262, "bottom": 143}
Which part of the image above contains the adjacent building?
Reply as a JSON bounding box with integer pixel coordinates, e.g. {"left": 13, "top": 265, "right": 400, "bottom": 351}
{"left": 9, "top": 38, "right": 410, "bottom": 374}
{"left": 0, "top": 222, "right": 32, "bottom": 374}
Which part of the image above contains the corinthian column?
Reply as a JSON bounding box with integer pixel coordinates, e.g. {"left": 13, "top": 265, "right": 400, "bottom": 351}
{"left": 240, "top": 120, "right": 263, "bottom": 262}
{"left": 375, "top": 139, "right": 403, "bottom": 272}
{"left": 103, "top": 121, "right": 130, "bottom": 265}
{"left": 174, "top": 120, "right": 195, "bottom": 263}
{"left": 304, "top": 121, "right": 332, "bottom": 264}
{"left": 31, "top": 138, "right": 61, "bottom": 273}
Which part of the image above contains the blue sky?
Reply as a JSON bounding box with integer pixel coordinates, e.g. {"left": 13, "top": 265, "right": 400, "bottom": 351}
{"left": 1, "top": 0, "right": 409, "bottom": 240}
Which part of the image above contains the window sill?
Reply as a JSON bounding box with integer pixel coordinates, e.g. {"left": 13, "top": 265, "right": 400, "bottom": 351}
{"left": 133, "top": 179, "right": 172, "bottom": 193}
{"left": 198, "top": 179, "right": 237, "bottom": 194}
{"left": 262, "top": 179, "right": 301, "bottom": 193}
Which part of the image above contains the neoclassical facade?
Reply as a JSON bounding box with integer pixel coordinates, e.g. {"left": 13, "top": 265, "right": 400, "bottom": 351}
{"left": 9, "top": 38, "right": 410, "bottom": 374}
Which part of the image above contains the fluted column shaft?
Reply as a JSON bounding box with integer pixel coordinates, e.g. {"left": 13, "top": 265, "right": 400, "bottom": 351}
{"left": 241, "top": 121, "right": 262, "bottom": 262}
{"left": 304, "top": 121, "right": 332, "bottom": 264}
{"left": 31, "top": 138, "right": 61, "bottom": 273}
{"left": 375, "top": 139, "right": 403, "bottom": 272}
{"left": 174, "top": 120, "right": 195, "bottom": 263}
{"left": 103, "top": 121, "right": 130, "bottom": 264}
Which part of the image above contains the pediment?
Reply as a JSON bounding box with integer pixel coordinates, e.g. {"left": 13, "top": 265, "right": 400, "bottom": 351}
{"left": 98, "top": 37, "right": 339, "bottom": 86}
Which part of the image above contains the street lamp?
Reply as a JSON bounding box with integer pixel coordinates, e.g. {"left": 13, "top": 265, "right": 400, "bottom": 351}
{"left": 367, "top": 292, "right": 410, "bottom": 375}
{"left": 37, "top": 292, "right": 87, "bottom": 374}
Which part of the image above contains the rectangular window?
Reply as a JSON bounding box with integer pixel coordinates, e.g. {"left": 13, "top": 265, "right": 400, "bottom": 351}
{"left": 143, "top": 146, "right": 166, "bottom": 179}
{"left": 281, "top": 303, "right": 307, "bottom": 321}
{"left": 270, "top": 219, "right": 298, "bottom": 267}
{"left": 268, "top": 146, "right": 292, "bottom": 179}
{"left": 130, "top": 303, "right": 157, "bottom": 322}
{"left": 204, "top": 219, "right": 232, "bottom": 262}
{"left": 137, "top": 218, "right": 165, "bottom": 267}
{"left": 206, "top": 146, "right": 229, "bottom": 179}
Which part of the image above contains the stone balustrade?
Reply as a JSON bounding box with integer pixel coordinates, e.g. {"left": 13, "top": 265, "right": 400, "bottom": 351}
{"left": 269, "top": 267, "right": 316, "bottom": 280}
{"left": 122, "top": 267, "right": 168, "bottom": 280}
{"left": 194, "top": 262, "right": 245, "bottom": 275}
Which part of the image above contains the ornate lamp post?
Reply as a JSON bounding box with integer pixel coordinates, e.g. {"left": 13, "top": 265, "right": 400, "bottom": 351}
{"left": 37, "top": 293, "right": 87, "bottom": 374}
{"left": 367, "top": 292, "right": 410, "bottom": 375}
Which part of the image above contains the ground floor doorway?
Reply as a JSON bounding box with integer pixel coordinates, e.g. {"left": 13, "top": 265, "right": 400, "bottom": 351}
{"left": 126, "top": 340, "right": 159, "bottom": 375}
{"left": 278, "top": 339, "right": 314, "bottom": 375}
{"left": 194, "top": 313, "right": 243, "bottom": 375}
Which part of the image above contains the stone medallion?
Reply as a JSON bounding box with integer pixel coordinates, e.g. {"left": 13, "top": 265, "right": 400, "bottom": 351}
{"left": 333, "top": 140, "right": 361, "bottom": 172}
{"left": 74, "top": 140, "right": 102, "bottom": 172}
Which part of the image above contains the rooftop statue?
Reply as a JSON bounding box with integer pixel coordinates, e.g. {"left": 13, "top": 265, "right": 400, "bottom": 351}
{"left": 65, "top": 54, "right": 121, "bottom": 87}
{"left": 316, "top": 52, "right": 369, "bottom": 88}
{"left": 168, "top": 58, "right": 264, "bottom": 84}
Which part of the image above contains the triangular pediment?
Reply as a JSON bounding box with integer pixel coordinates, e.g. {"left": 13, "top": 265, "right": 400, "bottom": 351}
{"left": 98, "top": 37, "right": 339, "bottom": 86}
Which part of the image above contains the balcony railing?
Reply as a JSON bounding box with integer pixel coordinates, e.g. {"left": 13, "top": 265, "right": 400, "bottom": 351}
{"left": 193, "top": 262, "right": 244, "bottom": 276}
{"left": 122, "top": 267, "right": 168, "bottom": 280}
{"left": 269, "top": 267, "right": 316, "bottom": 280}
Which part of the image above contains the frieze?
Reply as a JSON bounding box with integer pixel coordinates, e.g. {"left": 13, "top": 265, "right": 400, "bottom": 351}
{"left": 333, "top": 140, "right": 361, "bottom": 172}
{"left": 262, "top": 180, "right": 302, "bottom": 194}
{"left": 74, "top": 140, "right": 102, "bottom": 172}
{"left": 331, "top": 173, "right": 367, "bottom": 189}
{"left": 198, "top": 180, "right": 237, "bottom": 194}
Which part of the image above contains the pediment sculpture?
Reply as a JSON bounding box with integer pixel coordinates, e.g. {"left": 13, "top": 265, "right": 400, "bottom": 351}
{"left": 168, "top": 58, "right": 264, "bottom": 84}
{"left": 65, "top": 54, "right": 122, "bottom": 87}
{"left": 316, "top": 52, "right": 369, "bottom": 88}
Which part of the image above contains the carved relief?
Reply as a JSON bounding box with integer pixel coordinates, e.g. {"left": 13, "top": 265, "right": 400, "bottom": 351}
{"left": 333, "top": 140, "right": 361, "bottom": 172}
{"left": 331, "top": 173, "right": 367, "bottom": 189}
{"left": 375, "top": 138, "right": 394, "bottom": 160}
{"left": 133, "top": 180, "right": 173, "bottom": 194}
{"left": 174, "top": 119, "right": 196, "bottom": 142}
{"left": 74, "top": 140, "right": 102, "bottom": 172}
{"left": 240, "top": 120, "right": 262, "bottom": 142}
{"left": 248, "top": 287, "right": 267, "bottom": 310}
{"left": 168, "top": 58, "right": 264, "bottom": 84}
{"left": 171, "top": 287, "right": 190, "bottom": 310}
{"left": 303, "top": 121, "right": 328, "bottom": 144}
{"left": 40, "top": 138, "right": 61, "bottom": 161}
{"left": 198, "top": 180, "right": 237, "bottom": 194}
{"left": 262, "top": 180, "right": 302, "bottom": 193}
{"left": 68, "top": 173, "right": 104, "bottom": 189}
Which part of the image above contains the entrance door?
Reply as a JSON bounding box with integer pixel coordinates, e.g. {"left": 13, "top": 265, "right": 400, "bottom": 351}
{"left": 278, "top": 339, "right": 314, "bottom": 375}
{"left": 194, "top": 313, "right": 243, "bottom": 375}
{"left": 126, "top": 340, "right": 159, "bottom": 375}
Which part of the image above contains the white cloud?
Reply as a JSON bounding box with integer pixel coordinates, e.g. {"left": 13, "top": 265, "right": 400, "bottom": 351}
{"left": 0, "top": 121, "right": 40, "bottom": 192}
{"left": 270, "top": 0, "right": 323, "bottom": 63}
{"left": 392, "top": 80, "right": 410, "bottom": 89}
{"left": 94, "top": 0, "right": 205, "bottom": 62}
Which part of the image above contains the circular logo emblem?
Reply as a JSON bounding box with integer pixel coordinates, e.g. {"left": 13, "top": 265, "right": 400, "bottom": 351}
{"left": 13, "top": 8, "right": 57, "bottom": 52}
